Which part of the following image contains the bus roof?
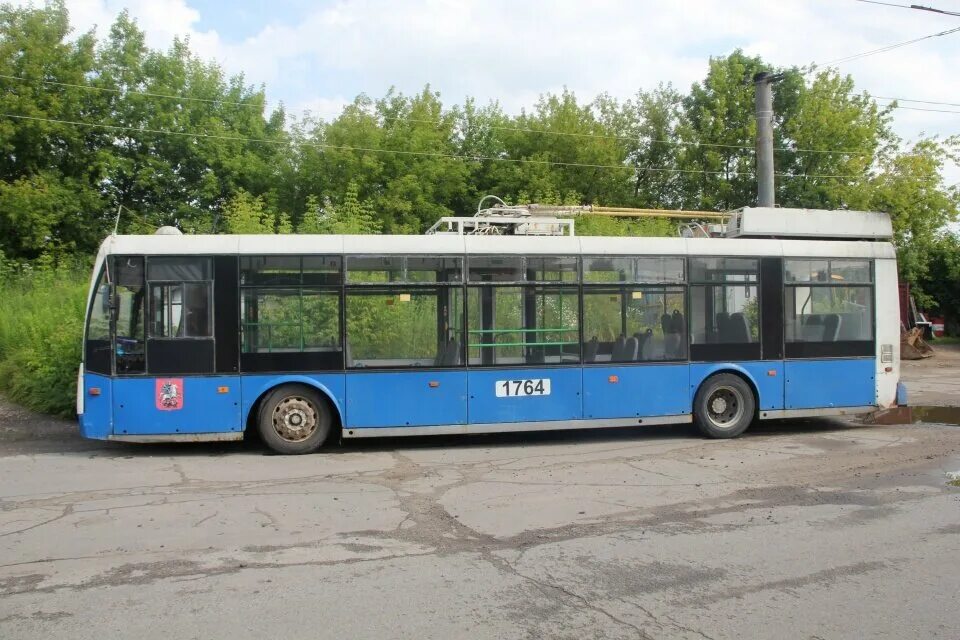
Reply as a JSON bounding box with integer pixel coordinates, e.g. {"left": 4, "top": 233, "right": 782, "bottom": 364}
{"left": 96, "top": 233, "right": 897, "bottom": 261}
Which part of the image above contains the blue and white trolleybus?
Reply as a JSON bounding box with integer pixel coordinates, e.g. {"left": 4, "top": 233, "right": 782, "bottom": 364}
{"left": 77, "top": 206, "right": 903, "bottom": 454}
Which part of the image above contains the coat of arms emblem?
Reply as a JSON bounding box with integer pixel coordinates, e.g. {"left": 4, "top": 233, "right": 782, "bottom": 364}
{"left": 155, "top": 378, "right": 184, "bottom": 411}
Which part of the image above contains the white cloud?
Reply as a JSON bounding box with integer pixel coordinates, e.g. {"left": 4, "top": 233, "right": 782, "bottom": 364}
{"left": 288, "top": 96, "right": 351, "bottom": 123}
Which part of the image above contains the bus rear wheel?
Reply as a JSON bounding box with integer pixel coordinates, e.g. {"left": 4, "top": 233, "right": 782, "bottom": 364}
{"left": 258, "top": 384, "right": 331, "bottom": 454}
{"left": 693, "top": 373, "right": 755, "bottom": 439}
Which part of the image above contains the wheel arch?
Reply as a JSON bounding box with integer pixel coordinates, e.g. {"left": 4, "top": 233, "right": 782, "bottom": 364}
{"left": 691, "top": 365, "right": 761, "bottom": 419}
{"left": 243, "top": 376, "right": 344, "bottom": 435}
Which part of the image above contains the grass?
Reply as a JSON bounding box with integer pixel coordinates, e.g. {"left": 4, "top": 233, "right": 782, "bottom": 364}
{"left": 931, "top": 335, "right": 960, "bottom": 346}
{"left": 0, "top": 264, "right": 89, "bottom": 417}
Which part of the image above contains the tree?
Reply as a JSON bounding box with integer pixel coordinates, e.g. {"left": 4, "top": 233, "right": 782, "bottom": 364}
{"left": 299, "top": 181, "right": 381, "bottom": 234}
{"left": 0, "top": 2, "right": 107, "bottom": 255}
{"left": 610, "top": 85, "right": 687, "bottom": 209}
{"left": 868, "top": 138, "right": 960, "bottom": 286}
{"left": 220, "top": 190, "right": 288, "bottom": 234}
{"left": 678, "top": 51, "right": 771, "bottom": 211}
{"left": 777, "top": 69, "right": 891, "bottom": 209}
{"left": 916, "top": 232, "right": 960, "bottom": 333}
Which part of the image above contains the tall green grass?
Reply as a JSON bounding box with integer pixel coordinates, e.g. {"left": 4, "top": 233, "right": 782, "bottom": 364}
{"left": 0, "top": 261, "right": 89, "bottom": 417}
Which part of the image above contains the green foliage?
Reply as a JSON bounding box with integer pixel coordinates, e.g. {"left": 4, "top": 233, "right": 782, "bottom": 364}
{"left": 868, "top": 140, "right": 960, "bottom": 286}
{"left": 575, "top": 215, "right": 675, "bottom": 237}
{"left": 915, "top": 232, "right": 960, "bottom": 331}
{"left": 299, "top": 181, "right": 382, "bottom": 234}
{"left": 0, "top": 259, "right": 88, "bottom": 416}
{"left": 220, "top": 190, "right": 290, "bottom": 234}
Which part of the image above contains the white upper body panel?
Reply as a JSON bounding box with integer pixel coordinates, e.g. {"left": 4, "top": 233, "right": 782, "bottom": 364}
{"left": 98, "top": 233, "right": 897, "bottom": 260}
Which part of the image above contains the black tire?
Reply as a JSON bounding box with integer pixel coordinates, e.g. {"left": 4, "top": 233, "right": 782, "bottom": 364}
{"left": 257, "top": 384, "right": 332, "bottom": 454}
{"left": 693, "top": 373, "right": 755, "bottom": 439}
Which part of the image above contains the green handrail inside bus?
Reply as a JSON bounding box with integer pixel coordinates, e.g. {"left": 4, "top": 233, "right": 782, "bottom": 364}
{"left": 467, "top": 328, "right": 577, "bottom": 334}
{"left": 468, "top": 340, "right": 579, "bottom": 348}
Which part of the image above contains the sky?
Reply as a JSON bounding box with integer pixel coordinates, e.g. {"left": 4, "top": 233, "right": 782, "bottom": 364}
{"left": 14, "top": 0, "right": 960, "bottom": 184}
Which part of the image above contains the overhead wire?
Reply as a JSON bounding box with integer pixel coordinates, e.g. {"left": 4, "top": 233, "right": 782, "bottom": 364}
{"left": 869, "top": 94, "right": 960, "bottom": 108}
{"left": 852, "top": 0, "right": 960, "bottom": 17}
{"left": 0, "top": 73, "right": 872, "bottom": 156}
{"left": 0, "top": 72, "right": 268, "bottom": 110}
{"left": 876, "top": 102, "right": 960, "bottom": 114}
{"left": 814, "top": 25, "right": 960, "bottom": 67}
{"left": 0, "top": 112, "right": 869, "bottom": 180}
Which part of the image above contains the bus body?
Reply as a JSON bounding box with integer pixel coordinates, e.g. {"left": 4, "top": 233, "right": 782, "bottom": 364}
{"left": 77, "top": 227, "right": 902, "bottom": 453}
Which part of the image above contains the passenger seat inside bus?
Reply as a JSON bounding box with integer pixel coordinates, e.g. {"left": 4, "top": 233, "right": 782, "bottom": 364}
{"left": 435, "top": 339, "right": 461, "bottom": 366}
{"left": 799, "top": 314, "right": 844, "bottom": 342}
{"left": 633, "top": 330, "right": 652, "bottom": 361}
{"left": 584, "top": 337, "right": 599, "bottom": 363}
{"left": 728, "top": 313, "right": 751, "bottom": 343}
{"left": 823, "top": 313, "right": 842, "bottom": 341}
{"left": 715, "top": 312, "right": 730, "bottom": 342}
{"left": 612, "top": 335, "right": 639, "bottom": 362}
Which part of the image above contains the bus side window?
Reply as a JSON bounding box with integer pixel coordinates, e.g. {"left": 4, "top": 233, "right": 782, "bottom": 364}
{"left": 114, "top": 256, "right": 146, "bottom": 373}
{"left": 147, "top": 258, "right": 213, "bottom": 339}
{"left": 144, "top": 257, "right": 216, "bottom": 375}
{"left": 84, "top": 273, "right": 112, "bottom": 375}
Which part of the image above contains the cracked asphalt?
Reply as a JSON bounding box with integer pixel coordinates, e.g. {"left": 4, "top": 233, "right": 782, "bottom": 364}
{"left": 1, "top": 381, "right": 960, "bottom": 638}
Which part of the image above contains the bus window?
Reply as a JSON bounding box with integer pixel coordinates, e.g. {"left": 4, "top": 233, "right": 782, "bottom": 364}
{"left": 405, "top": 256, "right": 463, "bottom": 283}
{"left": 84, "top": 270, "right": 112, "bottom": 375}
{"left": 688, "top": 258, "right": 760, "bottom": 354}
{"left": 525, "top": 256, "right": 578, "bottom": 282}
{"left": 147, "top": 257, "right": 213, "bottom": 339}
{"left": 239, "top": 255, "right": 343, "bottom": 370}
{"left": 114, "top": 256, "right": 145, "bottom": 373}
{"left": 242, "top": 289, "right": 340, "bottom": 353}
{"left": 784, "top": 259, "right": 874, "bottom": 350}
{"left": 689, "top": 257, "right": 758, "bottom": 283}
{"left": 149, "top": 283, "right": 212, "bottom": 338}
{"left": 347, "top": 255, "right": 463, "bottom": 284}
{"left": 468, "top": 256, "right": 524, "bottom": 282}
{"left": 584, "top": 256, "right": 684, "bottom": 284}
{"left": 147, "top": 256, "right": 212, "bottom": 281}
{"left": 582, "top": 288, "right": 686, "bottom": 362}
{"left": 240, "top": 255, "right": 302, "bottom": 286}
{"left": 345, "top": 287, "right": 463, "bottom": 368}
{"left": 347, "top": 256, "right": 404, "bottom": 283}
{"left": 467, "top": 286, "right": 579, "bottom": 366}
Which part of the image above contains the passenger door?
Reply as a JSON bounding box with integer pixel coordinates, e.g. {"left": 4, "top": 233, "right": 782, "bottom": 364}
{"left": 464, "top": 257, "right": 582, "bottom": 425}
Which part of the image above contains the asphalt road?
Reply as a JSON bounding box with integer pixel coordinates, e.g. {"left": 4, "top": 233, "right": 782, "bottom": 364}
{"left": 1, "top": 395, "right": 959, "bottom": 640}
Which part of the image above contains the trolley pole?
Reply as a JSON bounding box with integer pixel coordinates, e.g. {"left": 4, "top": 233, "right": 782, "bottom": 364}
{"left": 753, "top": 72, "right": 778, "bottom": 208}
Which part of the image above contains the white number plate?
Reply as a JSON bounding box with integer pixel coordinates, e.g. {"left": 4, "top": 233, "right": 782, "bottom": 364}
{"left": 495, "top": 378, "right": 551, "bottom": 397}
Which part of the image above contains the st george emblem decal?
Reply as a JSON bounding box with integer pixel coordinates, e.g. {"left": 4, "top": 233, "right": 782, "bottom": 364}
{"left": 155, "top": 378, "right": 184, "bottom": 411}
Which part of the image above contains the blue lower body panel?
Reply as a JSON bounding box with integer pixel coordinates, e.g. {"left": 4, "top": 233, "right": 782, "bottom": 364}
{"left": 79, "top": 372, "right": 113, "bottom": 439}
{"left": 690, "top": 361, "right": 785, "bottom": 411}
{"left": 346, "top": 371, "right": 466, "bottom": 428}
{"left": 112, "top": 376, "right": 242, "bottom": 435}
{"left": 583, "top": 364, "right": 689, "bottom": 419}
{"left": 784, "top": 358, "right": 876, "bottom": 409}
{"left": 467, "top": 368, "right": 581, "bottom": 424}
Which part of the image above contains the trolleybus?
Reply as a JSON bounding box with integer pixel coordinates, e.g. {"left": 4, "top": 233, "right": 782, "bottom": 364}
{"left": 77, "top": 207, "right": 903, "bottom": 454}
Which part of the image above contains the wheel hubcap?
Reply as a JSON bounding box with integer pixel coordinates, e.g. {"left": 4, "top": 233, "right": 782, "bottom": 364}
{"left": 272, "top": 396, "right": 318, "bottom": 442}
{"left": 706, "top": 386, "right": 743, "bottom": 429}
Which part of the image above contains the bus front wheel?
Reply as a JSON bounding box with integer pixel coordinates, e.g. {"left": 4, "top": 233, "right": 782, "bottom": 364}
{"left": 258, "top": 384, "right": 332, "bottom": 454}
{"left": 693, "top": 374, "right": 755, "bottom": 439}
